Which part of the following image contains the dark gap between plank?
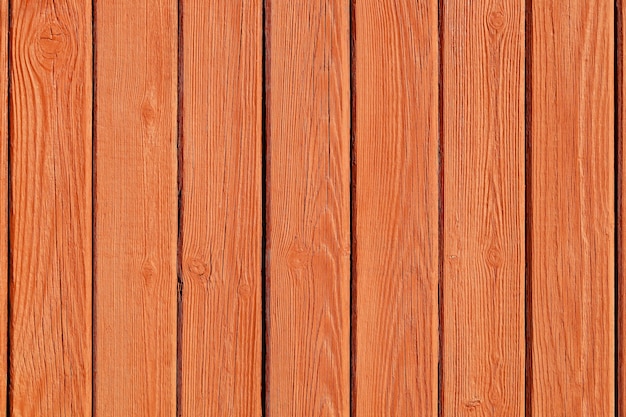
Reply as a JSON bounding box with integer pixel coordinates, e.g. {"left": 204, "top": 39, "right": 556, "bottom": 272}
{"left": 437, "top": 1, "right": 445, "bottom": 416}
{"left": 175, "top": 0, "right": 184, "bottom": 415}
{"left": 5, "top": 0, "right": 12, "bottom": 414}
{"left": 349, "top": 0, "right": 356, "bottom": 415}
{"left": 261, "top": 0, "right": 270, "bottom": 415}
{"left": 91, "top": 0, "right": 97, "bottom": 414}
{"left": 524, "top": 0, "right": 533, "bottom": 415}
{"left": 613, "top": 0, "right": 624, "bottom": 416}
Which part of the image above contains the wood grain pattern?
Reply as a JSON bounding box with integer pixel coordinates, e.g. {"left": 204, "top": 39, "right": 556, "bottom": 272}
{"left": 0, "top": 0, "right": 7, "bottom": 413}
{"left": 353, "top": 1, "right": 439, "bottom": 415}
{"left": 442, "top": 1, "right": 525, "bottom": 415}
{"left": 531, "top": 0, "right": 614, "bottom": 415}
{"left": 180, "top": 1, "right": 262, "bottom": 415}
{"left": 266, "top": 0, "right": 351, "bottom": 415}
{"left": 94, "top": 0, "right": 177, "bottom": 414}
{"left": 9, "top": 0, "right": 92, "bottom": 414}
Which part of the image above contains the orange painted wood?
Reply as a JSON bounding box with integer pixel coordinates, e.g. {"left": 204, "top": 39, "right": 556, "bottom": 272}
{"left": 442, "top": 1, "right": 525, "bottom": 415}
{"left": 180, "top": 1, "right": 262, "bottom": 415}
{"left": 0, "top": 0, "right": 7, "bottom": 413}
{"left": 94, "top": 0, "right": 177, "bottom": 414}
{"left": 353, "top": 1, "right": 439, "bottom": 415}
{"left": 531, "top": 0, "right": 614, "bottom": 414}
{"left": 9, "top": 0, "right": 92, "bottom": 414}
{"left": 266, "top": 0, "right": 351, "bottom": 415}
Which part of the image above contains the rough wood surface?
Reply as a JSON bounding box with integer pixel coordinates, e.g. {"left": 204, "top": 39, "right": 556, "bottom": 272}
{"left": 442, "top": 1, "right": 525, "bottom": 415}
{"left": 94, "top": 0, "right": 178, "bottom": 414}
{"left": 0, "top": 0, "right": 7, "bottom": 413}
{"left": 9, "top": 0, "right": 92, "bottom": 414}
{"left": 266, "top": 0, "right": 351, "bottom": 415}
{"left": 353, "top": 1, "right": 439, "bottom": 415}
{"left": 180, "top": 1, "right": 262, "bottom": 415}
{"left": 531, "top": 0, "right": 614, "bottom": 415}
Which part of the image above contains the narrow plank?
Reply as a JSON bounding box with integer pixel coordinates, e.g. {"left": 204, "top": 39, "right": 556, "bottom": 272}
{"left": 9, "top": 0, "right": 92, "bottom": 414}
{"left": 442, "top": 1, "right": 525, "bottom": 415}
{"left": 180, "top": 0, "right": 262, "bottom": 415}
{"left": 531, "top": 0, "right": 614, "bottom": 414}
{"left": 615, "top": 0, "right": 626, "bottom": 417}
{"left": 266, "top": 0, "right": 351, "bottom": 415}
{"left": 94, "top": 0, "right": 177, "bottom": 414}
{"left": 0, "top": 0, "right": 7, "bottom": 413}
{"left": 353, "top": 1, "right": 439, "bottom": 415}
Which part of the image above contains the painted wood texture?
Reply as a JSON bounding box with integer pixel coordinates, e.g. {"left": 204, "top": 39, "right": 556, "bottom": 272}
{"left": 94, "top": 0, "right": 178, "bottom": 414}
{"left": 0, "top": 0, "right": 7, "bottom": 413}
{"left": 0, "top": 1, "right": 623, "bottom": 415}
{"left": 9, "top": 0, "right": 92, "bottom": 414}
{"left": 353, "top": 1, "right": 439, "bottom": 415}
{"left": 266, "top": 0, "right": 351, "bottom": 415}
{"left": 180, "top": 1, "right": 262, "bottom": 415}
{"left": 442, "top": 1, "right": 525, "bottom": 415}
{"left": 531, "top": 0, "right": 614, "bottom": 415}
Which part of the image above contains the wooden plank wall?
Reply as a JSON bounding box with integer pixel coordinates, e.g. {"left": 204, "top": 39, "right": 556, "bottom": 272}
{"left": 0, "top": 0, "right": 621, "bottom": 416}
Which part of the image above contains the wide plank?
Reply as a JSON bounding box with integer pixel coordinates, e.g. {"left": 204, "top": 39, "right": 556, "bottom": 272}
{"left": 9, "top": 0, "right": 92, "bottom": 414}
{"left": 531, "top": 0, "right": 614, "bottom": 414}
{"left": 94, "top": 0, "right": 178, "bottom": 414}
{"left": 180, "top": 0, "right": 262, "bottom": 415}
{"left": 266, "top": 0, "right": 351, "bottom": 415}
{"left": 442, "top": 0, "right": 525, "bottom": 415}
{"left": 353, "top": 1, "right": 439, "bottom": 415}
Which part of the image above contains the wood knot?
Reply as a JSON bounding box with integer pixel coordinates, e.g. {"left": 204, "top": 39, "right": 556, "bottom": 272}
{"left": 185, "top": 257, "right": 216, "bottom": 288}
{"left": 186, "top": 258, "right": 207, "bottom": 277}
{"left": 286, "top": 241, "right": 311, "bottom": 270}
{"left": 141, "top": 96, "right": 157, "bottom": 126}
{"left": 237, "top": 283, "right": 252, "bottom": 298}
{"left": 464, "top": 398, "right": 482, "bottom": 411}
{"left": 486, "top": 246, "right": 503, "bottom": 267}
{"left": 140, "top": 260, "right": 157, "bottom": 283}
{"left": 38, "top": 23, "right": 66, "bottom": 59}
{"left": 486, "top": 9, "right": 506, "bottom": 33}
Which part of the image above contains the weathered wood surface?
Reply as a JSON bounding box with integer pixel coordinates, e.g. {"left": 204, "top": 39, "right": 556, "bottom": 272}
{"left": 266, "top": 0, "right": 351, "bottom": 415}
{"left": 94, "top": 0, "right": 178, "bottom": 414}
{"left": 442, "top": 1, "right": 525, "bottom": 415}
{"left": 9, "top": 0, "right": 92, "bottom": 414}
{"left": 353, "top": 0, "right": 439, "bottom": 415}
{"left": 531, "top": 0, "right": 615, "bottom": 414}
{"left": 180, "top": 0, "right": 262, "bottom": 415}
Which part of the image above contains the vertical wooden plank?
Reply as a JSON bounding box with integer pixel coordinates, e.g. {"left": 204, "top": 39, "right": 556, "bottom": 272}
{"left": 442, "top": 1, "right": 525, "bottom": 415}
{"left": 94, "top": 0, "right": 177, "bottom": 414}
{"left": 353, "top": 1, "right": 438, "bottom": 415}
{"left": 266, "top": 0, "right": 350, "bottom": 415}
{"left": 531, "top": 1, "right": 614, "bottom": 415}
{"left": 9, "top": 0, "right": 92, "bottom": 414}
{"left": 0, "top": 0, "right": 7, "bottom": 413}
{"left": 180, "top": 1, "right": 262, "bottom": 415}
